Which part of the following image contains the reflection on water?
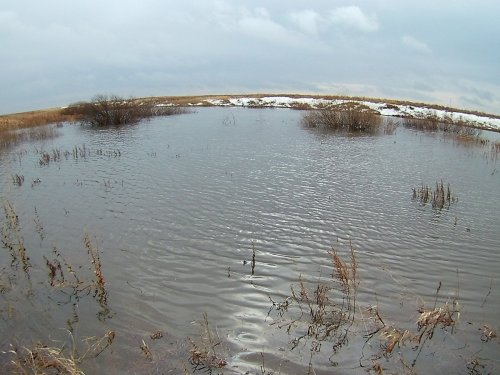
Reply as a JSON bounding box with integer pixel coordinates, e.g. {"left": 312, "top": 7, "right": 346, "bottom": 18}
{"left": 1, "top": 108, "right": 499, "bottom": 374}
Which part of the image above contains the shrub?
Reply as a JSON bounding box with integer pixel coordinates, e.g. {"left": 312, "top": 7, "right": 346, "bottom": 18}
{"left": 74, "top": 95, "right": 188, "bottom": 127}
{"left": 302, "top": 104, "right": 382, "bottom": 133}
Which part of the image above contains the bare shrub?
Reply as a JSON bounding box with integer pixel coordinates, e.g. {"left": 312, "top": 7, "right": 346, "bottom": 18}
{"left": 302, "top": 104, "right": 382, "bottom": 133}
{"left": 75, "top": 95, "right": 188, "bottom": 127}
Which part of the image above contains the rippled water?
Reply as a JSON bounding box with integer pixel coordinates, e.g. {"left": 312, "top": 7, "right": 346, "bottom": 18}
{"left": 1, "top": 108, "right": 499, "bottom": 374}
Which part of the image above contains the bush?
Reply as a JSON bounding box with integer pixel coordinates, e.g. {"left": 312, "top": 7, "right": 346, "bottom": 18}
{"left": 72, "top": 95, "right": 188, "bottom": 127}
{"left": 302, "top": 105, "right": 382, "bottom": 133}
{"left": 79, "top": 95, "right": 149, "bottom": 127}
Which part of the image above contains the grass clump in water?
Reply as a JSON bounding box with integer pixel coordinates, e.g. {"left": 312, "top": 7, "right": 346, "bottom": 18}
{"left": 412, "top": 181, "right": 457, "bottom": 209}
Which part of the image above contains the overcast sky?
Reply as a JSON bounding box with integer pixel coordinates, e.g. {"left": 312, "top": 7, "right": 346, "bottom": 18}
{"left": 1, "top": 1, "right": 499, "bottom": 115}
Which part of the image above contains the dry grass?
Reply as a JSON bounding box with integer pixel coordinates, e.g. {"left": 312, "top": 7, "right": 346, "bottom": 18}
{"left": 5, "top": 331, "right": 115, "bottom": 375}
{"left": 412, "top": 181, "right": 457, "bottom": 209}
{"left": 83, "top": 233, "right": 109, "bottom": 320}
{"left": 0, "top": 126, "right": 60, "bottom": 151}
{"left": 2, "top": 201, "right": 30, "bottom": 273}
{"left": 188, "top": 313, "right": 227, "bottom": 372}
{"left": 0, "top": 108, "right": 79, "bottom": 132}
{"left": 268, "top": 242, "right": 358, "bottom": 366}
{"left": 7, "top": 343, "right": 85, "bottom": 375}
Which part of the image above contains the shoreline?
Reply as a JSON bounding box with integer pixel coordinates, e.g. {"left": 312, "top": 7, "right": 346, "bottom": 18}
{"left": 1, "top": 93, "right": 500, "bottom": 132}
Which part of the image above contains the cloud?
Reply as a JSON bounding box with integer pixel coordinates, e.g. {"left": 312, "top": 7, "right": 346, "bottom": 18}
{"left": 330, "top": 6, "right": 379, "bottom": 32}
{"left": 401, "top": 35, "right": 432, "bottom": 54}
{"left": 288, "top": 10, "right": 323, "bottom": 35}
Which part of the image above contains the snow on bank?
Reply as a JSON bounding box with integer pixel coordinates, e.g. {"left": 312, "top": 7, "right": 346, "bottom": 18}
{"left": 199, "top": 96, "right": 500, "bottom": 132}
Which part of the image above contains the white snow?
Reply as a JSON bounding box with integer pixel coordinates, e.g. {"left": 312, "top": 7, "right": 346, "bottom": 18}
{"left": 196, "top": 96, "right": 500, "bottom": 131}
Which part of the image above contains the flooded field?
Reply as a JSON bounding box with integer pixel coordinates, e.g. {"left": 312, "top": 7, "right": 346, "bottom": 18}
{"left": 1, "top": 108, "right": 499, "bottom": 374}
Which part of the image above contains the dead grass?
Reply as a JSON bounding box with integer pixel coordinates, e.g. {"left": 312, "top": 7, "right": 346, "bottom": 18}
{"left": 412, "top": 181, "right": 457, "bottom": 209}
{"left": 83, "top": 233, "right": 109, "bottom": 320}
{"left": 0, "top": 109, "right": 79, "bottom": 132}
{"left": 0, "top": 126, "right": 60, "bottom": 151}
{"left": 268, "top": 242, "right": 358, "bottom": 368}
{"left": 5, "top": 330, "right": 115, "bottom": 375}
{"left": 1, "top": 201, "right": 30, "bottom": 274}
{"left": 188, "top": 313, "right": 228, "bottom": 373}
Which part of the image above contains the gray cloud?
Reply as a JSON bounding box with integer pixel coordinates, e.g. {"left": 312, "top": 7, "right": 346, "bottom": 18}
{"left": 401, "top": 35, "right": 432, "bottom": 54}
{"left": 1, "top": 1, "right": 500, "bottom": 115}
{"left": 330, "top": 6, "right": 379, "bottom": 32}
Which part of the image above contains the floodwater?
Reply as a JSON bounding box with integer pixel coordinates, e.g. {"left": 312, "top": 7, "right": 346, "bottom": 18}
{"left": 1, "top": 108, "right": 499, "bottom": 374}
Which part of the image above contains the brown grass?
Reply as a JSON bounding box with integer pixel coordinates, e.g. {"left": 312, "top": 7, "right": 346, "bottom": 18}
{"left": 412, "top": 181, "right": 457, "bottom": 209}
{"left": 83, "top": 233, "right": 109, "bottom": 320}
{"left": 268, "top": 242, "right": 358, "bottom": 365}
{"left": 0, "top": 126, "right": 61, "bottom": 151}
{"left": 2, "top": 201, "right": 30, "bottom": 273}
{"left": 188, "top": 313, "right": 227, "bottom": 372}
{"left": 0, "top": 108, "right": 79, "bottom": 132}
{"left": 6, "top": 330, "right": 115, "bottom": 375}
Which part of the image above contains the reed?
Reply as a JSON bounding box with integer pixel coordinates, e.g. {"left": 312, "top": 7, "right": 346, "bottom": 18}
{"left": 383, "top": 119, "right": 398, "bottom": 135}
{"left": 0, "top": 125, "right": 60, "bottom": 151}
{"left": 11, "top": 174, "right": 24, "bottom": 187}
{"left": 412, "top": 181, "right": 457, "bottom": 209}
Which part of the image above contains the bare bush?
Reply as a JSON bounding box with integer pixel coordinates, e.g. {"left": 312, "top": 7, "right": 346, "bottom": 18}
{"left": 73, "top": 95, "right": 188, "bottom": 127}
{"left": 302, "top": 105, "right": 382, "bottom": 133}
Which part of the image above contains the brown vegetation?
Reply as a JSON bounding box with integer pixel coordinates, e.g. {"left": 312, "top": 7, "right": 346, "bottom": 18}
{"left": 268, "top": 243, "right": 358, "bottom": 370}
{"left": 302, "top": 103, "right": 382, "bottom": 133}
{"left": 412, "top": 181, "right": 457, "bottom": 209}
{"left": 66, "top": 95, "right": 188, "bottom": 127}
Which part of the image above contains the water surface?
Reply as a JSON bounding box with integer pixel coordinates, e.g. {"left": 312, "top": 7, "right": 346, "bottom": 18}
{"left": 1, "top": 108, "right": 499, "bottom": 374}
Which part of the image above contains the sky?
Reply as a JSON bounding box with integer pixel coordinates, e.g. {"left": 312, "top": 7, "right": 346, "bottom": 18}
{"left": 1, "top": 0, "right": 499, "bottom": 115}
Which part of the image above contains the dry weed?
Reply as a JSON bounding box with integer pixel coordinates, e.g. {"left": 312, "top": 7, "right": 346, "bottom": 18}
{"left": 2, "top": 201, "right": 30, "bottom": 273}
{"left": 188, "top": 313, "right": 227, "bottom": 372}
{"left": 269, "top": 243, "right": 358, "bottom": 360}
{"left": 412, "top": 181, "right": 457, "bottom": 209}
{"left": 83, "top": 233, "right": 110, "bottom": 320}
